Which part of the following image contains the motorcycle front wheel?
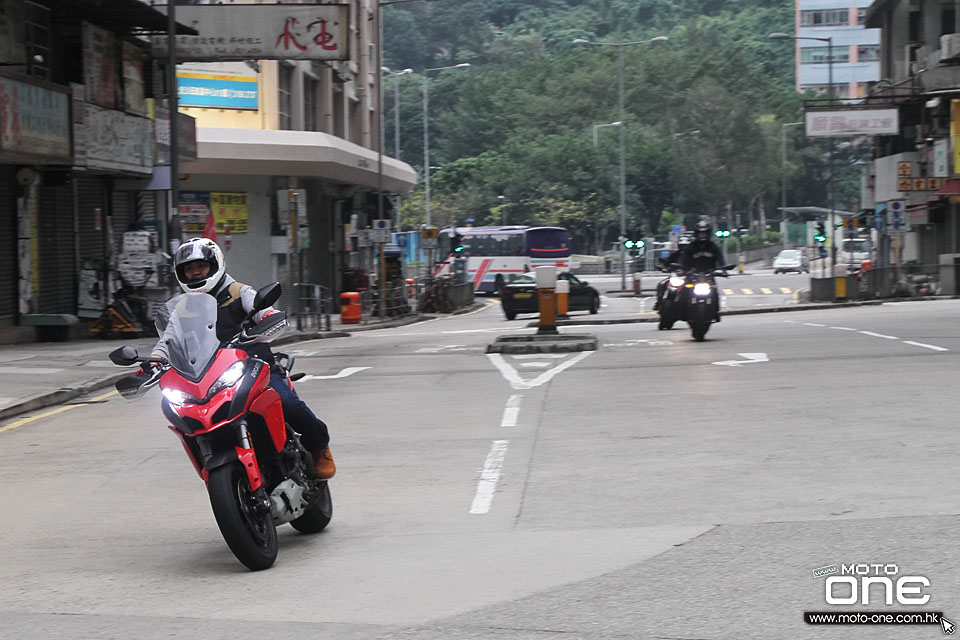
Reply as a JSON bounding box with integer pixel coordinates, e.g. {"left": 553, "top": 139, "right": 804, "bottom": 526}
{"left": 690, "top": 320, "right": 710, "bottom": 342}
{"left": 208, "top": 463, "right": 278, "bottom": 570}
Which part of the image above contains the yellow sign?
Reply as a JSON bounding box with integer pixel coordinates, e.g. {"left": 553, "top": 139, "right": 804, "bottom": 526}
{"left": 422, "top": 226, "right": 439, "bottom": 239}
{"left": 898, "top": 178, "right": 913, "bottom": 191}
{"left": 898, "top": 161, "right": 912, "bottom": 176}
{"left": 953, "top": 100, "right": 960, "bottom": 174}
{"left": 211, "top": 192, "right": 249, "bottom": 233}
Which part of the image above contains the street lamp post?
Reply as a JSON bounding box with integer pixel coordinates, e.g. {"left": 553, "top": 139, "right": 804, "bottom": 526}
{"left": 574, "top": 36, "right": 667, "bottom": 291}
{"left": 422, "top": 63, "right": 470, "bottom": 227}
{"left": 780, "top": 121, "right": 803, "bottom": 250}
{"left": 771, "top": 32, "right": 836, "bottom": 274}
{"left": 382, "top": 66, "right": 412, "bottom": 230}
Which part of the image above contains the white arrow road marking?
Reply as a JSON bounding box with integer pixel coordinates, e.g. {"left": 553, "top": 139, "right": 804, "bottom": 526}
{"left": 712, "top": 353, "right": 769, "bottom": 367}
{"left": 299, "top": 367, "right": 370, "bottom": 381}
{"left": 500, "top": 394, "right": 523, "bottom": 427}
{"left": 487, "top": 351, "right": 593, "bottom": 390}
{"left": 416, "top": 344, "right": 466, "bottom": 353}
{"left": 470, "top": 440, "right": 509, "bottom": 514}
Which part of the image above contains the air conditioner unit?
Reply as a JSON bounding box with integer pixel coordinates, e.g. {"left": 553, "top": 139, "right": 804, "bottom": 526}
{"left": 940, "top": 33, "right": 960, "bottom": 61}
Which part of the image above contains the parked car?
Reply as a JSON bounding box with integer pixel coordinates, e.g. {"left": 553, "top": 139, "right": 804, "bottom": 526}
{"left": 500, "top": 272, "right": 601, "bottom": 320}
{"left": 772, "top": 249, "right": 809, "bottom": 274}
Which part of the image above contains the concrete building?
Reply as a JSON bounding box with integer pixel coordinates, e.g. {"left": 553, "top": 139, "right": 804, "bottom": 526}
{"left": 859, "top": 0, "right": 960, "bottom": 280}
{"left": 795, "top": 0, "right": 881, "bottom": 99}
{"left": 171, "top": 0, "right": 418, "bottom": 310}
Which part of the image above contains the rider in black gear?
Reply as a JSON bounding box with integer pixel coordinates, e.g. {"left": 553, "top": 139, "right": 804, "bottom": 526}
{"left": 680, "top": 220, "right": 726, "bottom": 321}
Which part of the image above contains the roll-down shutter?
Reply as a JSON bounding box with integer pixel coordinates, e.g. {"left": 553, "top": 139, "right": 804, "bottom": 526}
{"left": 0, "top": 168, "right": 17, "bottom": 323}
{"left": 36, "top": 182, "right": 76, "bottom": 314}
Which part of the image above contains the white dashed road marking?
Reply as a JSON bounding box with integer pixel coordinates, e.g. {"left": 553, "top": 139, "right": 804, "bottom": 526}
{"left": 470, "top": 440, "right": 509, "bottom": 515}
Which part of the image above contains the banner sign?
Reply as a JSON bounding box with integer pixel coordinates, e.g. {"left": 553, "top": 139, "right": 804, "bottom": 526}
{"left": 0, "top": 76, "right": 71, "bottom": 162}
{"left": 83, "top": 104, "right": 153, "bottom": 174}
{"left": 178, "top": 71, "right": 258, "bottom": 109}
{"left": 179, "top": 191, "right": 249, "bottom": 234}
{"left": 210, "top": 192, "right": 249, "bottom": 234}
{"left": 82, "top": 22, "right": 117, "bottom": 109}
{"left": 805, "top": 109, "right": 899, "bottom": 137}
{"left": 152, "top": 4, "right": 350, "bottom": 62}
{"left": 122, "top": 41, "right": 147, "bottom": 116}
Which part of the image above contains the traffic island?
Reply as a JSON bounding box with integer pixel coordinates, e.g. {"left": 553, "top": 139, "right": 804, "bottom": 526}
{"left": 486, "top": 333, "right": 598, "bottom": 354}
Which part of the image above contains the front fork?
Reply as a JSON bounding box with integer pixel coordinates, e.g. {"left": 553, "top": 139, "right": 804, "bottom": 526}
{"left": 234, "top": 420, "right": 264, "bottom": 491}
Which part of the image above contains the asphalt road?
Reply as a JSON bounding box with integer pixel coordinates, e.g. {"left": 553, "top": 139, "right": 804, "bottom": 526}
{"left": 1, "top": 300, "right": 958, "bottom": 639}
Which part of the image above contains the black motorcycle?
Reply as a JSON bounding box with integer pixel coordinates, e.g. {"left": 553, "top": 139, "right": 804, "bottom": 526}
{"left": 675, "top": 265, "right": 734, "bottom": 341}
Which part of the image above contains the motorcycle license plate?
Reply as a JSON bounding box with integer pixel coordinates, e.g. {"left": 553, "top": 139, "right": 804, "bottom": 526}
{"left": 514, "top": 292, "right": 533, "bottom": 299}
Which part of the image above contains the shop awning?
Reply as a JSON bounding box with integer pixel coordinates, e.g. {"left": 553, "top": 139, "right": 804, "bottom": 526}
{"left": 933, "top": 179, "right": 960, "bottom": 197}
{"left": 46, "top": 0, "right": 198, "bottom": 35}
{"left": 183, "top": 127, "right": 418, "bottom": 194}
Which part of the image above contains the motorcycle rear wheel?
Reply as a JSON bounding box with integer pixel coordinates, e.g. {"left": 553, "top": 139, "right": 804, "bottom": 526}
{"left": 290, "top": 481, "right": 333, "bottom": 534}
{"left": 208, "top": 463, "right": 278, "bottom": 571}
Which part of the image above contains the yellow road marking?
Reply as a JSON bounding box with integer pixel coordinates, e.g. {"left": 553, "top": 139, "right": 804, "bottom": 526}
{"left": 723, "top": 289, "right": 734, "bottom": 295}
{"left": 780, "top": 287, "right": 792, "bottom": 294}
{"left": 741, "top": 288, "right": 754, "bottom": 295}
{"left": 0, "top": 389, "right": 117, "bottom": 434}
{"left": 760, "top": 287, "right": 773, "bottom": 295}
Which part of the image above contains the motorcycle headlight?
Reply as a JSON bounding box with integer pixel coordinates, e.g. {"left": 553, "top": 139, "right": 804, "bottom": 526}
{"left": 693, "top": 282, "right": 712, "bottom": 296}
{"left": 207, "top": 361, "right": 246, "bottom": 398}
{"left": 669, "top": 276, "right": 685, "bottom": 287}
{"left": 162, "top": 388, "right": 201, "bottom": 406}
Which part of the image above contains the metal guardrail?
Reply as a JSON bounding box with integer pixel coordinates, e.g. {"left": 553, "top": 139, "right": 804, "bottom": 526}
{"left": 420, "top": 276, "right": 474, "bottom": 313}
{"left": 293, "top": 282, "right": 332, "bottom": 331}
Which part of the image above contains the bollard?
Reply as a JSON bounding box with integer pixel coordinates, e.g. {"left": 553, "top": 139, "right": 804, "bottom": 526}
{"left": 536, "top": 266, "right": 558, "bottom": 335}
{"left": 556, "top": 279, "right": 569, "bottom": 317}
{"left": 339, "top": 291, "right": 362, "bottom": 324}
{"left": 405, "top": 278, "right": 415, "bottom": 298}
{"left": 633, "top": 273, "right": 641, "bottom": 294}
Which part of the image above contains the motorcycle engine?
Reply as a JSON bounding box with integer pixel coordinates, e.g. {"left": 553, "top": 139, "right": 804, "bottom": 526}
{"left": 269, "top": 479, "right": 308, "bottom": 523}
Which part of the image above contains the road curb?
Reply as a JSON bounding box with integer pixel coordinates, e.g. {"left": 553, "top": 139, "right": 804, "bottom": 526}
{"left": 0, "top": 371, "right": 132, "bottom": 423}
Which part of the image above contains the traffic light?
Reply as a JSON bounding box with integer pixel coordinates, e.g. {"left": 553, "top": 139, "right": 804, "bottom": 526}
{"left": 624, "top": 239, "right": 644, "bottom": 256}
{"left": 715, "top": 221, "right": 731, "bottom": 238}
{"left": 452, "top": 232, "right": 465, "bottom": 253}
{"left": 814, "top": 221, "right": 826, "bottom": 244}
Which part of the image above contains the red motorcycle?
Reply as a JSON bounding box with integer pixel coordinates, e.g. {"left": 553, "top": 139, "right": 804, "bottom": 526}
{"left": 110, "top": 283, "right": 331, "bottom": 570}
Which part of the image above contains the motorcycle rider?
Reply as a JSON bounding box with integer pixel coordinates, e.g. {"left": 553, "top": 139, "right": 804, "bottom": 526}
{"left": 680, "top": 219, "right": 726, "bottom": 321}
{"left": 653, "top": 235, "right": 691, "bottom": 311}
{"left": 149, "top": 237, "right": 336, "bottom": 479}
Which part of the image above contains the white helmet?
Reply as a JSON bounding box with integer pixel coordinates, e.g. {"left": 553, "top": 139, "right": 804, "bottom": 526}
{"left": 173, "top": 237, "right": 225, "bottom": 294}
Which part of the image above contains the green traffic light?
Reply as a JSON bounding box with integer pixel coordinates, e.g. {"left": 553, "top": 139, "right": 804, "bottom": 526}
{"left": 635, "top": 240, "right": 645, "bottom": 248}
{"left": 454, "top": 245, "right": 464, "bottom": 252}
{"left": 624, "top": 240, "right": 635, "bottom": 249}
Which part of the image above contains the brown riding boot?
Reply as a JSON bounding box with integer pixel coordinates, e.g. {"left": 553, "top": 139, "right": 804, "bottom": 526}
{"left": 314, "top": 445, "right": 336, "bottom": 479}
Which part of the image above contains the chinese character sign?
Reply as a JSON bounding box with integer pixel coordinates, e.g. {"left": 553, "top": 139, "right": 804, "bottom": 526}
{"left": 152, "top": 5, "right": 350, "bottom": 62}
{"left": 211, "top": 192, "right": 249, "bottom": 234}
{"left": 805, "top": 109, "right": 899, "bottom": 138}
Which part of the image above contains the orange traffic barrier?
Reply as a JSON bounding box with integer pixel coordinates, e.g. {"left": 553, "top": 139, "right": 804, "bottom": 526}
{"left": 405, "top": 278, "right": 415, "bottom": 298}
{"left": 340, "top": 292, "right": 362, "bottom": 324}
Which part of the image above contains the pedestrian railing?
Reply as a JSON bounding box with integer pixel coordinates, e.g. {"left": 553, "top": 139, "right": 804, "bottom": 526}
{"left": 293, "top": 282, "right": 332, "bottom": 331}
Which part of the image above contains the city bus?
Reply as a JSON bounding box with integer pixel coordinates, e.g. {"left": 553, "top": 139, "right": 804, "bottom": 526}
{"left": 433, "top": 225, "right": 571, "bottom": 293}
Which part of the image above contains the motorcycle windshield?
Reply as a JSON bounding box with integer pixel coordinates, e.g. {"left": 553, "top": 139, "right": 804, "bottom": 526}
{"left": 159, "top": 293, "right": 220, "bottom": 379}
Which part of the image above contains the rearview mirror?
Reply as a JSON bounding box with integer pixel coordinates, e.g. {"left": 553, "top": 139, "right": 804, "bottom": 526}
{"left": 109, "top": 346, "right": 140, "bottom": 366}
{"left": 253, "top": 282, "right": 281, "bottom": 311}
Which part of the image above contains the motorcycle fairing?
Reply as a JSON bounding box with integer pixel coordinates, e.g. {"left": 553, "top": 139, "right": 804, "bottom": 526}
{"left": 249, "top": 387, "right": 286, "bottom": 452}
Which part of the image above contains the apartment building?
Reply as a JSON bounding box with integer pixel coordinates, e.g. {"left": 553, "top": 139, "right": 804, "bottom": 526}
{"left": 796, "top": 0, "right": 881, "bottom": 99}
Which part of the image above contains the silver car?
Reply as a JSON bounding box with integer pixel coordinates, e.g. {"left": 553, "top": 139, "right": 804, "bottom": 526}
{"left": 773, "top": 249, "right": 809, "bottom": 274}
